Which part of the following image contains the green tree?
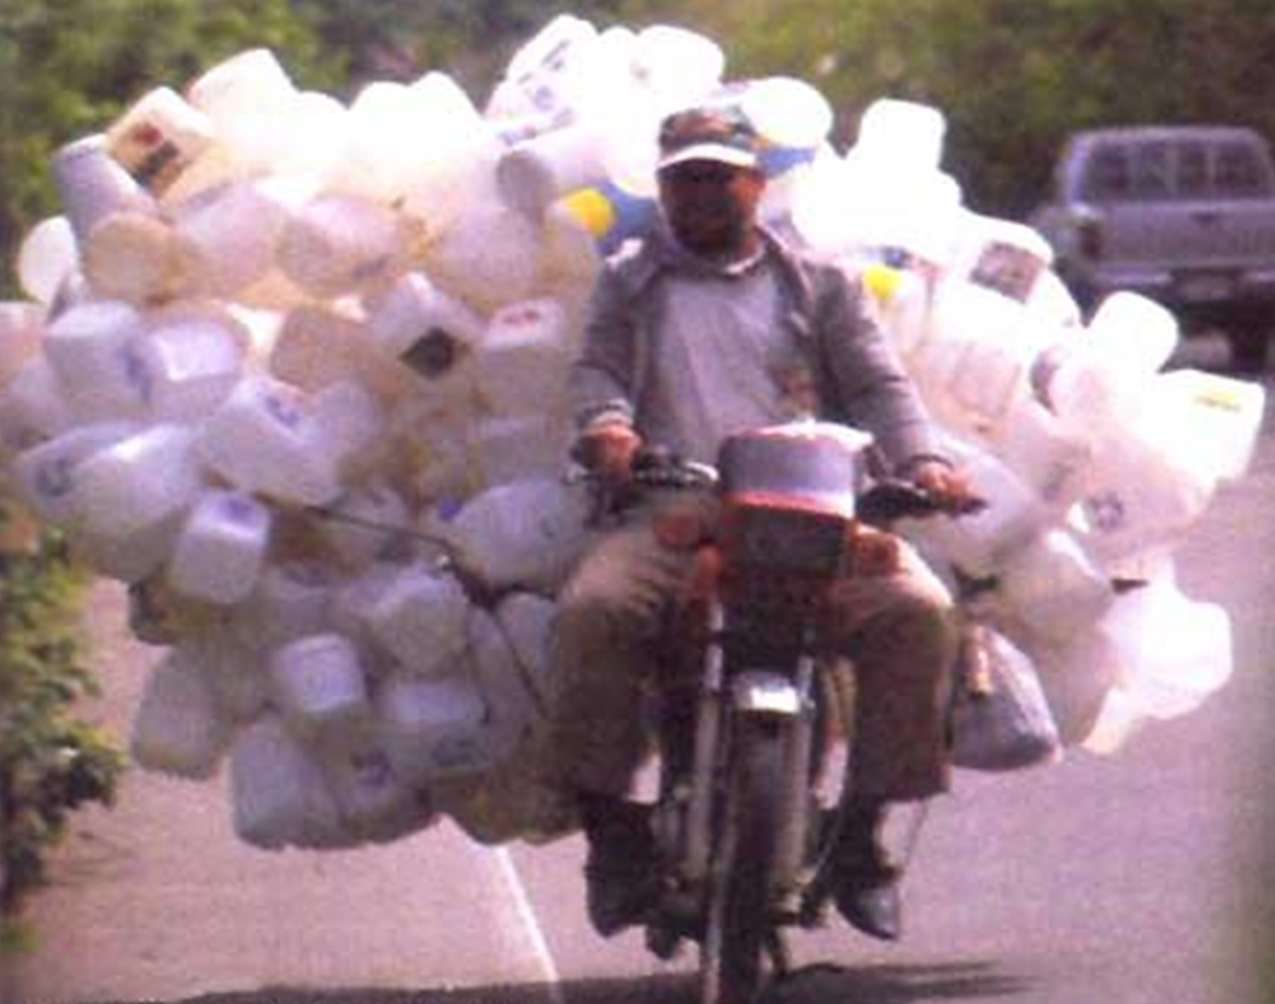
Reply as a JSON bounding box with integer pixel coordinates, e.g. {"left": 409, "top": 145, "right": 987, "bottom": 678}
{"left": 0, "top": 522, "right": 123, "bottom": 947}
{"left": 293, "top": 0, "right": 633, "bottom": 97}
{"left": 0, "top": 0, "right": 344, "bottom": 295}
{"left": 0, "top": 0, "right": 339, "bottom": 946}
{"left": 617, "top": 0, "right": 1275, "bottom": 217}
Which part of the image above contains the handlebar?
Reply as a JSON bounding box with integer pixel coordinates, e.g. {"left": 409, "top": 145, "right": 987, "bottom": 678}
{"left": 569, "top": 448, "right": 985, "bottom": 528}
{"left": 855, "top": 478, "right": 986, "bottom": 527}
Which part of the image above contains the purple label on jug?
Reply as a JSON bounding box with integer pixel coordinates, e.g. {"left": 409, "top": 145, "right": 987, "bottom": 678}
{"left": 220, "top": 493, "right": 261, "bottom": 525}
{"left": 1083, "top": 491, "right": 1126, "bottom": 533}
{"left": 122, "top": 344, "right": 154, "bottom": 404}
{"left": 262, "top": 389, "right": 304, "bottom": 429}
{"left": 35, "top": 456, "right": 75, "bottom": 499}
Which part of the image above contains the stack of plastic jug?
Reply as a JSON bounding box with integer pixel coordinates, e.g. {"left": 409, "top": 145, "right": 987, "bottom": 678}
{"left": 0, "top": 12, "right": 1261, "bottom": 853}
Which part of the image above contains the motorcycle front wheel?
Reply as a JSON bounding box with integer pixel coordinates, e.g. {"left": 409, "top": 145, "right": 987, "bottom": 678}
{"left": 700, "top": 715, "right": 786, "bottom": 1004}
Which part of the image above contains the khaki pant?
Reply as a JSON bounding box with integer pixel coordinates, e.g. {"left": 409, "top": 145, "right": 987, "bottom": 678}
{"left": 547, "top": 501, "right": 958, "bottom": 804}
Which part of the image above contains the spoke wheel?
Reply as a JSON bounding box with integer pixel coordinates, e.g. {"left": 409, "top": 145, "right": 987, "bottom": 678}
{"left": 700, "top": 716, "right": 787, "bottom": 1004}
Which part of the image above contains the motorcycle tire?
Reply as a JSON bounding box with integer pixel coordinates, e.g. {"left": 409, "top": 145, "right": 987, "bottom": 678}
{"left": 700, "top": 715, "right": 787, "bottom": 1004}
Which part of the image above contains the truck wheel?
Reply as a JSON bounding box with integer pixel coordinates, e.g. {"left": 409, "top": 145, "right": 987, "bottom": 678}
{"left": 1226, "top": 325, "right": 1270, "bottom": 373}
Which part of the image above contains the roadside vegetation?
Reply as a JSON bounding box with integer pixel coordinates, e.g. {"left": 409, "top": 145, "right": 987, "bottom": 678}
{"left": 2, "top": 3, "right": 1273, "bottom": 982}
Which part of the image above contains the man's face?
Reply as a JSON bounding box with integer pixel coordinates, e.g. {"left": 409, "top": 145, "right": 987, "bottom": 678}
{"left": 657, "top": 159, "right": 766, "bottom": 257}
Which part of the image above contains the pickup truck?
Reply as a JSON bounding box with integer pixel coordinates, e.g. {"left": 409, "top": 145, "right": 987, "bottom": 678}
{"left": 1029, "top": 125, "right": 1275, "bottom": 371}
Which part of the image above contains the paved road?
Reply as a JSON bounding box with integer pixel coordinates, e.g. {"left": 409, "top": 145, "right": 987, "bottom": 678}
{"left": 6, "top": 337, "right": 1273, "bottom": 1004}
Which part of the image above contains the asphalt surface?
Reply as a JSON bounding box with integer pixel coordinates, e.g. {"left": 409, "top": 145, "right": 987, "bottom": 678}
{"left": 5, "top": 336, "right": 1274, "bottom": 1004}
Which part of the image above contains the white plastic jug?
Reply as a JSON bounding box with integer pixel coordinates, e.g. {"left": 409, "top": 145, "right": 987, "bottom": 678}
{"left": 319, "top": 739, "right": 437, "bottom": 845}
{"left": 315, "top": 482, "right": 411, "bottom": 571}
{"left": 266, "top": 89, "right": 353, "bottom": 187}
{"left": 985, "top": 395, "right": 1092, "bottom": 516}
{"left": 463, "top": 606, "right": 539, "bottom": 763}
{"left": 269, "top": 631, "right": 370, "bottom": 739}
{"left": 362, "top": 564, "right": 472, "bottom": 676}
{"left": 43, "top": 300, "right": 149, "bottom": 422}
{"left": 187, "top": 50, "right": 299, "bottom": 178}
{"left": 328, "top": 76, "right": 490, "bottom": 217}
{"left": 172, "top": 176, "right": 304, "bottom": 298}
{"left": 474, "top": 298, "right": 570, "bottom": 418}
{"left": 1086, "top": 291, "right": 1180, "bottom": 376}
{"left": 1078, "top": 684, "right": 1148, "bottom": 755}
{"left": 82, "top": 209, "right": 196, "bottom": 305}
{"left": 494, "top": 590, "right": 556, "bottom": 707}
{"left": 420, "top": 204, "right": 545, "bottom": 314}
{"left": 230, "top": 559, "right": 336, "bottom": 651}
{"left": 196, "top": 375, "right": 341, "bottom": 506}
{"left": 497, "top": 124, "right": 608, "bottom": 217}
{"left": 436, "top": 476, "right": 591, "bottom": 593}
{"left": 276, "top": 193, "right": 410, "bottom": 299}
{"left": 73, "top": 423, "right": 205, "bottom": 540}
{"left": 178, "top": 632, "right": 270, "bottom": 724}
{"left": 51, "top": 134, "right": 158, "bottom": 242}
{"left": 68, "top": 511, "right": 185, "bottom": 584}
{"left": 10, "top": 420, "right": 139, "bottom": 526}
{"left": 366, "top": 271, "right": 485, "bottom": 392}
{"left": 823, "top": 153, "right": 963, "bottom": 267}
{"left": 631, "top": 24, "right": 724, "bottom": 111}
{"left": 229, "top": 713, "right": 345, "bottom": 850}
{"left": 498, "top": 13, "right": 600, "bottom": 120}
{"left": 855, "top": 98, "right": 946, "bottom": 174}
{"left": 1102, "top": 577, "right": 1234, "bottom": 720}
{"left": 949, "top": 212, "right": 1054, "bottom": 305}
{"left": 1041, "top": 333, "right": 1150, "bottom": 436}
{"left": 899, "top": 439, "right": 1048, "bottom": 577}
{"left": 861, "top": 264, "right": 931, "bottom": 359}
{"left": 468, "top": 414, "right": 572, "bottom": 487}
{"left": 0, "top": 356, "right": 74, "bottom": 455}
{"left": 919, "top": 280, "right": 1050, "bottom": 430}
{"left": 130, "top": 648, "right": 232, "bottom": 779}
{"left": 16, "top": 216, "right": 78, "bottom": 305}
{"left": 105, "top": 86, "right": 217, "bottom": 195}
{"left": 0, "top": 302, "right": 48, "bottom": 388}
{"left": 311, "top": 380, "right": 389, "bottom": 480}
{"left": 187, "top": 48, "right": 296, "bottom": 126}
{"left": 1076, "top": 422, "right": 1216, "bottom": 565}
{"left": 735, "top": 77, "right": 833, "bottom": 173}
{"left": 167, "top": 490, "right": 272, "bottom": 605}
{"left": 269, "top": 305, "right": 409, "bottom": 410}
{"left": 1142, "top": 368, "right": 1266, "bottom": 484}
{"left": 993, "top": 528, "right": 1114, "bottom": 644}
{"left": 135, "top": 311, "right": 245, "bottom": 422}
{"left": 1029, "top": 628, "right": 1122, "bottom": 746}
{"left": 375, "top": 670, "right": 488, "bottom": 783}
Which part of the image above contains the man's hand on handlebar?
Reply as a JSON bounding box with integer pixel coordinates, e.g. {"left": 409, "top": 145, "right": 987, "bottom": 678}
{"left": 909, "top": 460, "right": 984, "bottom": 515}
{"left": 572, "top": 421, "right": 644, "bottom": 488}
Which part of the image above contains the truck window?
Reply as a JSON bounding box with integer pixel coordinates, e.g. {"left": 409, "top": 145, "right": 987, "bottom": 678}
{"left": 1132, "top": 141, "right": 1171, "bottom": 199}
{"left": 1177, "top": 140, "right": 1208, "bottom": 197}
{"left": 1214, "top": 141, "right": 1267, "bottom": 197}
{"left": 1081, "top": 144, "right": 1131, "bottom": 201}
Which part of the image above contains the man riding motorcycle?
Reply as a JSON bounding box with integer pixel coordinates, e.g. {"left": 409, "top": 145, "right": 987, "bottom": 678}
{"left": 545, "top": 105, "right": 975, "bottom": 943}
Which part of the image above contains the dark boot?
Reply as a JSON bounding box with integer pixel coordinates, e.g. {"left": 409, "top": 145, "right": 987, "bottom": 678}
{"left": 580, "top": 792, "right": 659, "bottom": 937}
{"left": 830, "top": 798, "right": 901, "bottom": 941}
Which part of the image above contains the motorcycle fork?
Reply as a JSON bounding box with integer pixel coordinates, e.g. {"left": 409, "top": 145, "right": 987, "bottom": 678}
{"left": 770, "top": 647, "right": 817, "bottom": 919}
{"left": 677, "top": 607, "right": 821, "bottom": 912}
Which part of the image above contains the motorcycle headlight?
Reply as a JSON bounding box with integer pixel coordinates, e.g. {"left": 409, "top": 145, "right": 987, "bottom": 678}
{"left": 730, "top": 505, "right": 846, "bottom": 576}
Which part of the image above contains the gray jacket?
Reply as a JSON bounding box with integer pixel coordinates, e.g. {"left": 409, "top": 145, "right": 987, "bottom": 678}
{"left": 569, "top": 225, "right": 947, "bottom": 473}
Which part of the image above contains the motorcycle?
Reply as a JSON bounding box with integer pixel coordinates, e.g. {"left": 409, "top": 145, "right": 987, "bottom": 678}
{"left": 584, "top": 421, "right": 970, "bottom": 1004}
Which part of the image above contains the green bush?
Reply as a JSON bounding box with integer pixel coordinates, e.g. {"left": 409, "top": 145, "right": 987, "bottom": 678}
{"left": 0, "top": 505, "right": 125, "bottom": 950}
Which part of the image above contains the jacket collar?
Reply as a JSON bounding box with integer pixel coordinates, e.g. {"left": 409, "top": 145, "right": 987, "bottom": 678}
{"left": 615, "top": 222, "right": 814, "bottom": 313}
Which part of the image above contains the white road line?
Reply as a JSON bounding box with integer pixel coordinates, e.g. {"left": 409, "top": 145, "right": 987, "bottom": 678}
{"left": 494, "top": 846, "right": 566, "bottom": 1004}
